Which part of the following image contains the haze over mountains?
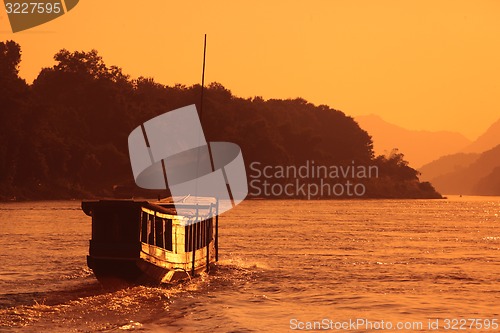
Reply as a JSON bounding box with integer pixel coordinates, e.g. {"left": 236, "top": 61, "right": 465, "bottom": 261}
{"left": 461, "top": 118, "right": 500, "bottom": 153}
{"left": 356, "top": 114, "right": 500, "bottom": 196}
{"left": 355, "top": 114, "right": 471, "bottom": 168}
{"left": 420, "top": 145, "right": 500, "bottom": 195}
{"left": 418, "top": 153, "right": 479, "bottom": 182}
{"left": 418, "top": 117, "right": 500, "bottom": 195}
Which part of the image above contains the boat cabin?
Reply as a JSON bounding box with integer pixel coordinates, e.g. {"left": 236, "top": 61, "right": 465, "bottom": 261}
{"left": 82, "top": 197, "right": 218, "bottom": 285}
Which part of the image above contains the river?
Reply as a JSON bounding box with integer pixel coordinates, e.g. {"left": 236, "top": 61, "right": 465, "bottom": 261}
{"left": 0, "top": 196, "right": 499, "bottom": 332}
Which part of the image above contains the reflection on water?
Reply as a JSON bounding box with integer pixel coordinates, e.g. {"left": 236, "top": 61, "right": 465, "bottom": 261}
{"left": 0, "top": 197, "right": 499, "bottom": 332}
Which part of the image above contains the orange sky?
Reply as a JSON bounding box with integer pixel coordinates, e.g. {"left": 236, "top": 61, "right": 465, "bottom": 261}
{"left": 1, "top": 0, "right": 499, "bottom": 139}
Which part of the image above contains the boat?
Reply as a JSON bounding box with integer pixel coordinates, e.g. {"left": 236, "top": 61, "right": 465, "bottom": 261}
{"left": 82, "top": 35, "right": 243, "bottom": 287}
{"left": 81, "top": 196, "right": 219, "bottom": 286}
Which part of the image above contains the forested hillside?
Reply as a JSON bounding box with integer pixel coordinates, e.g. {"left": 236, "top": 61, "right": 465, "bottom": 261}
{"left": 0, "top": 41, "right": 441, "bottom": 200}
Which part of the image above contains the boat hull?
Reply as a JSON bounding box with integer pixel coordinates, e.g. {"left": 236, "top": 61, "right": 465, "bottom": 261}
{"left": 82, "top": 199, "right": 218, "bottom": 287}
{"left": 87, "top": 256, "right": 202, "bottom": 286}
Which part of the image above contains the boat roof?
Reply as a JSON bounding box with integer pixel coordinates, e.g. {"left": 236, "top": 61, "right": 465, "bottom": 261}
{"left": 159, "top": 195, "right": 216, "bottom": 205}
{"left": 82, "top": 196, "right": 218, "bottom": 221}
{"left": 154, "top": 196, "right": 217, "bottom": 221}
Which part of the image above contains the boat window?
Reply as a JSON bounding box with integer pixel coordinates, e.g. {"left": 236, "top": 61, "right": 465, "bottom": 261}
{"left": 140, "top": 213, "right": 173, "bottom": 250}
{"left": 141, "top": 212, "right": 148, "bottom": 243}
{"left": 198, "top": 221, "right": 203, "bottom": 250}
{"left": 197, "top": 221, "right": 202, "bottom": 249}
{"left": 208, "top": 218, "right": 213, "bottom": 242}
{"left": 148, "top": 215, "right": 155, "bottom": 245}
{"left": 185, "top": 223, "right": 193, "bottom": 252}
{"left": 184, "top": 218, "right": 213, "bottom": 252}
{"left": 193, "top": 222, "right": 198, "bottom": 250}
{"left": 164, "top": 219, "right": 173, "bottom": 251}
{"left": 155, "top": 217, "right": 164, "bottom": 248}
{"left": 198, "top": 222, "right": 203, "bottom": 249}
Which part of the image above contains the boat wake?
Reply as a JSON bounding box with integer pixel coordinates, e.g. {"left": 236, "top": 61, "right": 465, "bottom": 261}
{"left": 0, "top": 260, "right": 267, "bottom": 332}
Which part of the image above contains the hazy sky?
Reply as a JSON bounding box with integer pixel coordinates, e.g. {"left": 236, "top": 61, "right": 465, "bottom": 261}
{"left": 1, "top": 0, "right": 499, "bottom": 139}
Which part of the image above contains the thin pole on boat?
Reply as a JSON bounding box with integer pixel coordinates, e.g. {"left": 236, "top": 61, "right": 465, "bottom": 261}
{"left": 199, "top": 34, "right": 217, "bottom": 270}
{"left": 199, "top": 34, "right": 216, "bottom": 173}
{"left": 206, "top": 204, "right": 212, "bottom": 272}
{"left": 215, "top": 199, "right": 219, "bottom": 262}
{"left": 192, "top": 205, "right": 199, "bottom": 276}
{"left": 200, "top": 34, "right": 207, "bottom": 120}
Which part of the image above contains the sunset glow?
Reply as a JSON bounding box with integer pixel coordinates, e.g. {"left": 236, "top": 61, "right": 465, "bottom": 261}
{"left": 1, "top": 0, "right": 499, "bottom": 138}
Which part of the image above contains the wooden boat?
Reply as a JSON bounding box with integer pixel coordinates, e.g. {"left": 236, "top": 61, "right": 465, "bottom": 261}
{"left": 81, "top": 196, "right": 218, "bottom": 286}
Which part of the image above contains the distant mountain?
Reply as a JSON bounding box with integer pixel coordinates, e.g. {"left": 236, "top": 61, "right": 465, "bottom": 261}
{"left": 462, "top": 118, "right": 500, "bottom": 153}
{"left": 355, "top": 115, "right": 471, "bottom": 168}
{"left": 423, "top": 144, "right": 500, "bottom": 195}
{"left": 419, "top": 153, "right": 480, "bottom": 182}
{"left": 474, "top": 167, "right": 500, "bottom": 195}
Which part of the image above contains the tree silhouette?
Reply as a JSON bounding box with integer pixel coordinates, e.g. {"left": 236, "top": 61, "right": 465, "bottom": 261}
{"left": 0, "top": 43, "right": 441, "bottom": 200}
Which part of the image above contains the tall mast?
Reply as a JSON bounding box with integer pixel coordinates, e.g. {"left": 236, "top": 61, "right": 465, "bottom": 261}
{"left": 198, "top": 34, "right": 219, "bottom": 265}
{"left": 200, "top": 34, "right": 207, "bottom": 121}
{"left": 200, "top": 34, "right": 215, "bottom": 173}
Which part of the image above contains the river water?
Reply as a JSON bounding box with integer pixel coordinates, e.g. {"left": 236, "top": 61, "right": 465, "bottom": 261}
{"left": 0, "top": 197, "right": 499, "bottom": 332}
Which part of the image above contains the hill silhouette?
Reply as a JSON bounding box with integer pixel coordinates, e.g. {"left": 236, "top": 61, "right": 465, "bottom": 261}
{"left": 0, "top": 41, "right": 441, "bottom": 200}
{"left": 419, "top": 153, "right": 480, "bottom": 182}
{"left": 355, "top": 114, "right": 471, "bottom": 168}
{"left": 474, "top": 167, "right": 500, "bottom": 195}
{"left": 419, "top": 116, "right": 500, "bottom": 195}
{"left": 420, "top": 145, "right": 500, "bottom": 195}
